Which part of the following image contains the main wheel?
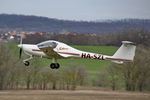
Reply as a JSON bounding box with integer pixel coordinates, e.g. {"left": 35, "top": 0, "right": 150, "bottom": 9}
{"left": 50, "top": 63, "right": 60, "bottom": 69}
{"left": 24, "top": 61, "right": 30, "bottom": 66}
{"left": 50, "top": 63, "right": 55, "bottom": 69}
{"left": 55, "top": 63, "right": 60, "bottom": 69}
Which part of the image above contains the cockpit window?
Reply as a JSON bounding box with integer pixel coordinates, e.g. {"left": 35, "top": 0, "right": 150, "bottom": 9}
{"left": 37, "top": 41, "right": 58, "bottom": 48}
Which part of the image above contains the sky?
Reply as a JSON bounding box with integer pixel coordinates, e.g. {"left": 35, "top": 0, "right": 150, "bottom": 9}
{"left": 0, "top": 0, "right": 150, "bottom": 21}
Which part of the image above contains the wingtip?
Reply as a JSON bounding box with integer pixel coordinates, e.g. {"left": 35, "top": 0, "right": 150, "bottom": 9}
{"left": 122, "top": 41, "right": 136, "bottom": 45}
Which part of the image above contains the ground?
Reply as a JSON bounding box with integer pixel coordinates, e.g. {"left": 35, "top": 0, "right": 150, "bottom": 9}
{"left": 0, "top": 89, "right": 150, "bottom": 100}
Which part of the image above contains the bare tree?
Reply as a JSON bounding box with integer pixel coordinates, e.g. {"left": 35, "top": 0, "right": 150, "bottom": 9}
{"left": 61, "top": 64, "right": 87, "bottom": 90}
{"left": 106, "top": 64, "right": 120, "bottom": 90}
{"left": 120, "top": 46, "right": 150, "bottom": 91}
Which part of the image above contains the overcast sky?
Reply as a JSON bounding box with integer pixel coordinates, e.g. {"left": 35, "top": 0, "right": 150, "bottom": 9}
{"left": 0, "top": 0, "right": 150, "bottom": 21}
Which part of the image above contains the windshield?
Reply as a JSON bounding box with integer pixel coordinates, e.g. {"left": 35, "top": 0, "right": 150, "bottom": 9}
{"left": 37, "top": 40, "right": 58, "bottom": 48}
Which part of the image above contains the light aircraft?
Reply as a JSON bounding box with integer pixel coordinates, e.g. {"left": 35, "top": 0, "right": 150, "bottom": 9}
{"left": 18, "top": 39, "right": 136, "bottom": 69}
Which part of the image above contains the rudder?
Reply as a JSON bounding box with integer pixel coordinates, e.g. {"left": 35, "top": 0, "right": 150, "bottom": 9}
{"left": 110, "top": 41, "right": 136, "bottom": 63}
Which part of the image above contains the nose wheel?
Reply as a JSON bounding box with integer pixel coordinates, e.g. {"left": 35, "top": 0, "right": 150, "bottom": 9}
{"left": 23, "top": 55, "right": 32, "bottom": 67}
{"left": 50, "top": 63, "right": 60, "bottom": 69}
{"left": 24, "top": 61, "right": 30, "bottom": 66}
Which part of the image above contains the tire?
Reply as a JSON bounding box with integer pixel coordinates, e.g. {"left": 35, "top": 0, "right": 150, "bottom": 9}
{"left": 50, "top": 63, "right": 55, "bottom": 69}
{"left": 55, "top": 63, "right": 60, "bottom": 69}
{"left": 24, "top": 61, "right": 30, "bottom": 66}
{"left": 50, "top": 63, "right": 60, "bottom": 69}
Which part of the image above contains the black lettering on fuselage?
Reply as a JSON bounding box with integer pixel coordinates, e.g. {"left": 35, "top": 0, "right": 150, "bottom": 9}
{"left": 93, "top": 54, "right": 98, "bottom": 59}
{"left": 87, "top": 54, "right": 91, "bottom": 58}
{"left": 81, "top": 53, "right": 104, "bottom": 60}
{"left": 81, "top": 53, "right": 87, "bottom": 58}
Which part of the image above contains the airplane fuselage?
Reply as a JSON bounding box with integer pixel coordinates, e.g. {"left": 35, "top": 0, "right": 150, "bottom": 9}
{"left": 19, "top": 44, "right": 108, "bottom": 60}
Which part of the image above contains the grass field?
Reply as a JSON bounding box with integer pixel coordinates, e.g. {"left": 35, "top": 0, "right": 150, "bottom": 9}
{"left": 0, "top": 89, "right": 150, "bottom": 100}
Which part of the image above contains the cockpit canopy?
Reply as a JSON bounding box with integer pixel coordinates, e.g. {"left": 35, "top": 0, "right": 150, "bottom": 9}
{"left": 37, "top": 40, "right": 58, "bottom": 48}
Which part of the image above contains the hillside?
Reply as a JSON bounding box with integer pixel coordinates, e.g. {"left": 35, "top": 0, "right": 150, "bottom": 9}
{"left": 0, "top": 14, "right": 150, "bottom": 33}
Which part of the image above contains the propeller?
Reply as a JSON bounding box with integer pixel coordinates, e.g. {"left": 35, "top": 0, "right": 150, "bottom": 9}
{"left": 18, "top": 36, "right": 23, "bottom": 59}
{"left": 19, "top": 48, "right": 22, "bottom": 59}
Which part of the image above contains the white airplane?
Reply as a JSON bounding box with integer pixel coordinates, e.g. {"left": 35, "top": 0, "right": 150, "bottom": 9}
{"left": 18, "top": 39, "right": 136, "bottom": 69}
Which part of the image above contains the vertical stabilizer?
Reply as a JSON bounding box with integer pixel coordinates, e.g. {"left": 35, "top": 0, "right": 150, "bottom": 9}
{"left": 106, "top": 41, "right": 136, "bottom": 63}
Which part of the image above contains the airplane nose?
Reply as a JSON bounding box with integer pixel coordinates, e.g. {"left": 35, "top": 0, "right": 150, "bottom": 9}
{"left": 18, "top": 44, "right": 22, "bottom": 48}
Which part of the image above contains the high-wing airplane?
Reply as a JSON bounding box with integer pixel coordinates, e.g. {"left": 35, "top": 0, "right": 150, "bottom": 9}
{"left": 18, "top": 39, "right": 136, "bottom": 69}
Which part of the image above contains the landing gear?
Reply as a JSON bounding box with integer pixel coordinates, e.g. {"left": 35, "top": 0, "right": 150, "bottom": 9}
{"left": 23, "top": 55, "right": 33, "bottom": 66}
{"left": 50, "top": 58, "right": 60, "bottom": 69}
{"left": 23, "top": 61, "right": 30, "bottom": 72}
{"left": 24, "top": 61, "right": 30, "bottom": 66}
{"left": 50, "top": 63, "right": 60, "bottom": 69}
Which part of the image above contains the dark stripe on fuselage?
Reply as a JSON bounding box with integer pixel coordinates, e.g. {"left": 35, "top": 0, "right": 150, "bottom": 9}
{"left": 105, "top": 57, "right": 132, "bottom": 62}
{"left": 57, "top": 52, "right": 80, "bottom": 56}
{"left": 32, "top": 49, "right": 42, "bottom": 52}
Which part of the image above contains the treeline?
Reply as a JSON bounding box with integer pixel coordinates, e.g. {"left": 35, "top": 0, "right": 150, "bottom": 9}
{"left": 23, "top": 28, "right": 150, "bottom": 46}
{"left": 0, "top": 14, "right": 150, "bottom": 33}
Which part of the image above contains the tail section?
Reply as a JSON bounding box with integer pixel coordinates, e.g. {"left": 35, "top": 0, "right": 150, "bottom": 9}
{"left": 106, "top": 41, "right": 136, "bottom": 64}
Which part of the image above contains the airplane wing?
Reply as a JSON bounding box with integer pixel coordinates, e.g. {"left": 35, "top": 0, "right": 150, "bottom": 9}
{"left": 39, "top": 46, "right": 63, "bottom": 59}
{"left": 37, "top": 41, "right": 64, "bottom": 59}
